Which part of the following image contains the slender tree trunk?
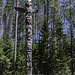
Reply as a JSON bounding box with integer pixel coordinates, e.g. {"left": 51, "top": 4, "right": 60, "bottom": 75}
{"left": 32, "top": 13, "right": 35, "bottom": 54}
{"left": 36, "top": 23, "right": 38, "bottom": 41}
{"left": 32, "top": 13, "right": 36, "bottom": 75}
{"left": 13, "top": 0, "right": 19, "bottom": 75}
{"left": 52, "top": 1, "right": 55, "bottom": 75}
{"left": 46, "top": 0, "right": 49, "bottom": 75}
{"left": 0, "top": 0, "right": 4, "bottom": 38}
{"left": 69, "top": 0, "right": 74, "bottom": 75}
{"left": 10, "top": 14, "right": 13, "bottom": 37}
{"left": 6, "top": 10, "right": 9, "bottom": 35}
{"left": 43, "top": 1, "right": 46, "bottom": 75}
{"left": 6, "top": 0, "right": 9, "bottom": 35}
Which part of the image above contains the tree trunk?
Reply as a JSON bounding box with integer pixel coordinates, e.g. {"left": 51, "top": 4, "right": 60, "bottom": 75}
{"left": 69, "top": 0, "right": 74, "bottom": 75}
{"left": 13, "top": 0, "right": 19, "bottom": 75}
{"left": 0, "top": 0, "right": 4, "bottom": 38}
{"left": 46, "top": 0, "right": 49, "bottom": 75}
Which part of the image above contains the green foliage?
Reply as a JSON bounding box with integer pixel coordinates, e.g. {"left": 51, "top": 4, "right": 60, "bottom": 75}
{"left": 0, "top": 37, "right": 14, "bottom": 75}
{"left": 0, "top": 0, "right": 75, "bottom": 74}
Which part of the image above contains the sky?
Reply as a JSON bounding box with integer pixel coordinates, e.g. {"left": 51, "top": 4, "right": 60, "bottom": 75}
{"left": 0, "top": 0, "right": 75, "bottom": 38}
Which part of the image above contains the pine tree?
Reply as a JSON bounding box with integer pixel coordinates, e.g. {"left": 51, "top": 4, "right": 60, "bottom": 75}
{"left": 0, "top": 36, "right": 14, "bottom": 75}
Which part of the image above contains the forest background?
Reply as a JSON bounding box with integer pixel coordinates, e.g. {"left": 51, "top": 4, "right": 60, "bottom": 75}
{"left": 0, "top": 0, "right": 75, "bottom": 75}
